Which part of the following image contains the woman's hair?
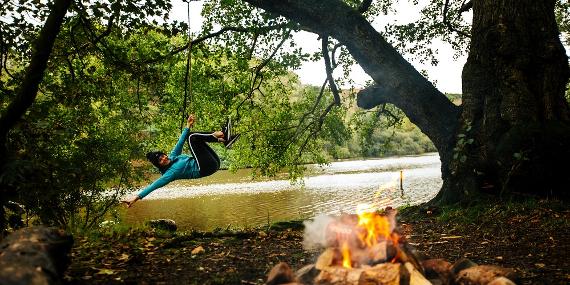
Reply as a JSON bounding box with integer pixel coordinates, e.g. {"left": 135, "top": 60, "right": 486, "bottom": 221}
{"left": 146, "top": 151, "right": 171, "bottom": 173}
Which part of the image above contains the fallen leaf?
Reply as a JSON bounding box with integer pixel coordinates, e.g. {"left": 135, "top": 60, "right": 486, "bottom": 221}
{"left": 441, "top": 236, "right": 462, "bottom": 239}
{"left": 96, "top": 268, "right": 116, "bottom": 275}
{"left": 191, "top": 245, "right": 205, "bottom": 255}
{"left": 535, "top": 263, "right": 546, "bottom": 268}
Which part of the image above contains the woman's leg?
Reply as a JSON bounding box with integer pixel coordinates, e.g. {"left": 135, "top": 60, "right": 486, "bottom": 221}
{"left": 187, "top": 132, "right": 221, "bottom": 177}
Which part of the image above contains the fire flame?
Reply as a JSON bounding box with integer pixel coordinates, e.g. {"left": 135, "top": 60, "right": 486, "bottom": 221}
{"left": 341, "top": 241, "right": 352, "bottom": 268}
{"left": 357, "top": 209, "right": 391, "bottom": 247}
{"left": 339, "top": 204, "right": 398, "bottom": 268}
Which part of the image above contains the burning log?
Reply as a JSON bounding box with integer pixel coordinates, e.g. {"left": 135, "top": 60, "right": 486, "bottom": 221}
{"left": 296, "top": 264, "right": 320, "bottom": 285}
{"left": 316, "top": 248, "right": 343, "bottom": 269}
{"left": 395, "top": 242, "right": 424, "bottom": 274}
{"left": 268, "top": 206, "right": 518, "bottom": 285}
{"left": 404, "top": 262, "right": 432, "bottom": 285}
{"left": 315, "top": 263, "right": 402, "bottom": 285}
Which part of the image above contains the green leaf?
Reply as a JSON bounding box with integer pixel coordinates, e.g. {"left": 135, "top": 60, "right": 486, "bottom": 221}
{"left": 96, "top": 269, "right": 116, "bottom": 275}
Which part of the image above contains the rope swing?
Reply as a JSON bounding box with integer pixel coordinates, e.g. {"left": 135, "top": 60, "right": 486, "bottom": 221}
{"left": 181, "top": 0, "right": 193, "bottom": 130}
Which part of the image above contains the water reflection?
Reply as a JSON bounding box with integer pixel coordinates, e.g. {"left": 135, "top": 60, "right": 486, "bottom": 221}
{"left": 123, "top": 153, "right": 442, "bottom": 231}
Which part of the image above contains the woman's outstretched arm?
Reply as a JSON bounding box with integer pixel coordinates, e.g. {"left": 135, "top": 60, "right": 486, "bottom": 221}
{"left": 122, "top": 171, "right": 176, "bottom": 207}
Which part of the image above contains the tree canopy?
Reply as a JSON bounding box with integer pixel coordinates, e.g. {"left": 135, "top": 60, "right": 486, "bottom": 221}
{"left": 1, "top": 0, "right": 569, "bottom": 232}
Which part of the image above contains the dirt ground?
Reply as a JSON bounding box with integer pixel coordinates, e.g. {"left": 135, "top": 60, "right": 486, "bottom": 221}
{"left": 64, "top": 200, "right": 569, "bottom": 285}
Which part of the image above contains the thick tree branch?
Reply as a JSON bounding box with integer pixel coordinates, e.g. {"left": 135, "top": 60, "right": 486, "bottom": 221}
{"left": 357, "top": 0, "right": 373, "bottom": 14}
{"left": 243, "top": 0, "right": 461, "bottom": 152}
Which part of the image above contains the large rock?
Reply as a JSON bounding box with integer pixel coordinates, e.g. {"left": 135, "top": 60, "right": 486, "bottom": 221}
{"left": 0, "top": 227, "right": 73, "bottom": 285}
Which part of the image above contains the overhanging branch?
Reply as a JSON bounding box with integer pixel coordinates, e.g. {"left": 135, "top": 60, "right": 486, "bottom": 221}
{"left": 145, "top": 23, "right": 292, "bottom": 64}
{"left": 242, "top": 0, "right": 462, "bottom": 152}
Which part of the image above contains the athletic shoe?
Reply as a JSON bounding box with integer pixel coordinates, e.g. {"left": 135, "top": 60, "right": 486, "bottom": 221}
{"left": 222, "top": 118, "right": 232, "bottom": 142}
{"left": 224, "top": 134, "right": 241, "bottom": 149}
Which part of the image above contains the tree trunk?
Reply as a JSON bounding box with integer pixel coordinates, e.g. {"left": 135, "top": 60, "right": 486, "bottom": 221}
{"left": 433, "top": 0, "right": 570, "bottom": 203}
{"left": 244, "top": 0, "right": 570, "bottom": 203}
{"left": 0, "top": 0, "right": 72, "bottom": 233}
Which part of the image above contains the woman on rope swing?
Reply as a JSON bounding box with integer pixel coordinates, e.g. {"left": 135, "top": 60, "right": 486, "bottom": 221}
{"left": 122, "top": 114, "right": 240, "bottom": 208}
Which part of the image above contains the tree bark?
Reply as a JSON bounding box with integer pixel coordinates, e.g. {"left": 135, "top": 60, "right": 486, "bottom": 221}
{"left": 0, "top": 0, "right": 72, "bottom": 233}
{"left": 435, "top": 0, "right": 570, "bottom": 203}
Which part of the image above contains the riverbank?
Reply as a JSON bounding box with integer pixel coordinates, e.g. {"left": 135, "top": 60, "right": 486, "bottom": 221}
{"left": 123, "top": 153, "right": 442, "bottom": 231}
{"left": 64, "top": 199, "right": 569, "bottom": 284}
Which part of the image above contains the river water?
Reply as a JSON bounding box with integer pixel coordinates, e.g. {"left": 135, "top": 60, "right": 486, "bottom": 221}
{"left": 123, "top": 153, "right": 442, "bottom": 231}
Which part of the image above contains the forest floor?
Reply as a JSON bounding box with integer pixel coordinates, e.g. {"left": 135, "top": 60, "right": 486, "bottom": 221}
{"left": 64, "top": 199, "right": 569, "bottom": 285}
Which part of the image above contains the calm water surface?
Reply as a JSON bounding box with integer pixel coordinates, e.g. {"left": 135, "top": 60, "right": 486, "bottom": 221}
{"left": 123, "top": 153, "right": 442, "bottom": 231}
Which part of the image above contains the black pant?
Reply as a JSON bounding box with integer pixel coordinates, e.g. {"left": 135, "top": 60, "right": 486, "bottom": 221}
{"left": 187, "top": 132, "right": 221, "bottom": 177}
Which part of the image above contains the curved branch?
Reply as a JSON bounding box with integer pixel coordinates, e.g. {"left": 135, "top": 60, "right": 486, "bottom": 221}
{"left": 443, "top": 0, "right": 471, "bottom": 38}
{"left": 330, "top": 42, "right": 342, "bottom": 69}
{"left": 69, "top": 1, "right": 117, "bottom": 53}
{"left": 459, "top": 0, "right": 473, "bottom": 13}
{"left": 321, "top": 36, "right": 341, "bottom": 105}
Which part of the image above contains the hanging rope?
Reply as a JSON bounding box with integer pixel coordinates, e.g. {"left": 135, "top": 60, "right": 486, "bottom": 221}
{"left": 181, "top": 0, "right": 193, "bottom": 130}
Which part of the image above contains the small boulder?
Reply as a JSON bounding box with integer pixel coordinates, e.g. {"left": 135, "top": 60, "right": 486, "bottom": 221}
{"left": 147, "top": 219, "right": 177, "bottom": 232}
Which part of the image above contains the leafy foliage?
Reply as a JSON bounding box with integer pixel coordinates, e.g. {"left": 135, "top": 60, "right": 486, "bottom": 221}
{"left": 383, "top": 0, "right": 471, "bottom": 65}
{"left": 1, "top": 1, "right": 382, "bottom": 230}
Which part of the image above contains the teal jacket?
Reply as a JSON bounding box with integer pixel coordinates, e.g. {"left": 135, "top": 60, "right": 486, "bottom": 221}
{"left": 137, "top": 128, "right": 200, "bottom": 199}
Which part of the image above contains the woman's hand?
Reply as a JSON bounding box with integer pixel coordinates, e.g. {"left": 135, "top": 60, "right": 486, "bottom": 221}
{"left": 213, "top": 131, "right": 225, "bottom": 142}
{"left": 121, "top": 196, "right": 140, "bottom": 208}
{"left": 187, "top": 114, "right": 195, "bottom": 128}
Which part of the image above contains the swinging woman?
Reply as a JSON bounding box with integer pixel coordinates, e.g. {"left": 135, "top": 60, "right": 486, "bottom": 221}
{"left": 122, "top": 114, "right": 239, "bottom": 208}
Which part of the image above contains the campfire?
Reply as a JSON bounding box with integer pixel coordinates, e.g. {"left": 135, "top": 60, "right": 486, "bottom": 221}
{"left": 266, "top": 204, "right": 518, "bottom": 285}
